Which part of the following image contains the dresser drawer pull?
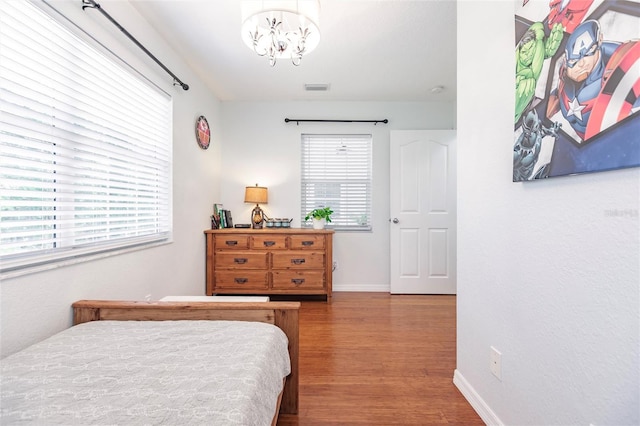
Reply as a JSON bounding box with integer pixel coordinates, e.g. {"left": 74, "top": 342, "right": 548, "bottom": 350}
{"left": 291, "top": 258, "right": 306, "bottom": 265}
{"left": 291, "top": 278, "right": 305, "bottom": 285}
{"left": 225, "top": 240, "right": 238, "bottom": 246}
{"left": 234, "top": 278, "right": 248, "bottom": 284}
{"left": 301, "top": 240, "right": 315, "bottom": 246}
{"left": 263, "top": 241, "right": 276, "bottom": 247}
{"left": 233, "top": 258, "right": 248, "bottom": 264}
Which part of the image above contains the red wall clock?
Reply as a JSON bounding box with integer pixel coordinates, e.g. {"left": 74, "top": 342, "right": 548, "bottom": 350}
{"left": 195, "top": 115, "right": 210, "bottom": 149}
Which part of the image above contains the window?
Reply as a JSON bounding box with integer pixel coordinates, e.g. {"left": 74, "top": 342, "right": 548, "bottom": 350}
{"left": 0, "top": 1, "right": 172, "bottom": 274}
{"left": 301, "top": 134, "right": 372, "bottom": 231}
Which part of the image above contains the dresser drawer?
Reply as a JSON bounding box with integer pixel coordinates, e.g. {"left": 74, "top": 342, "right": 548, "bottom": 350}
{"left": 289, "top": 235, "right": 325, "bottom": 249}
{"left": 272, "top": 251, "right": 324, "bottom": 269}
{"left": 251, "top": 235, "right": 287, "bottom": 250}
{"left": 272, "top": 271, "right": 324, "bottom": 290}
{"left": 214, "top": 252, "right": 268, "bottom": 269}
{"left": 215, "top": 271, "right": 268, "bottom": 289}
{"left": 214, "top": 235, "right": 249, "bottom": 249}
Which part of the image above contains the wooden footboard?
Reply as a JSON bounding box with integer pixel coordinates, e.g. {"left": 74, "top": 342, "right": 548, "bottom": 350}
{"left": 72, "top": 300, "right": 300, "bottom": 414}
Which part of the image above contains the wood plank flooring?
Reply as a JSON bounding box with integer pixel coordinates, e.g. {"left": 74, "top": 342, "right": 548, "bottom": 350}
{"left": 277, "top": 292, "right": 484, "bottom": 425}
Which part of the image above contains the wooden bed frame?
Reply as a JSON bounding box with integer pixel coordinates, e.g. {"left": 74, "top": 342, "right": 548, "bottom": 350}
{"left": 72, "top": 300, "right": 300, "bottom": 417}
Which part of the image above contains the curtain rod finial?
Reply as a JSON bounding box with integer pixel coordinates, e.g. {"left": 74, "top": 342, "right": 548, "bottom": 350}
{"left": 82, "top": 0, "right": 99, "bottom": 10}
{"left": 173, "top": 80, "right": 188, "bottom": 90}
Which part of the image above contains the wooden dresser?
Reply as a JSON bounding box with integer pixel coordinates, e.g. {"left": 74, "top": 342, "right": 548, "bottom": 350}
{"left": 205, "top": 228, "right": 333, "bottom": 300}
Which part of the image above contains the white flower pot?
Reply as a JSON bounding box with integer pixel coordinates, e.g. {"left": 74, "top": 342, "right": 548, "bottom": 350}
{"left": 312, "top": 218, "right": 325, "bottom": 230}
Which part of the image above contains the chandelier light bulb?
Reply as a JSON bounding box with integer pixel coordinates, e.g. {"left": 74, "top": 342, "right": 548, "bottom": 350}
{"left": 241, "top": 0, "right": 321, "bottom": 66}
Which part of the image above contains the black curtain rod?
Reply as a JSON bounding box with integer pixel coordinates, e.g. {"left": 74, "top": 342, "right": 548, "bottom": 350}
{"left": 285, "top": 118, "right": 388, "bottom": 125}
{"left": 82, "top": 0, "right": 189, "bottom": 91}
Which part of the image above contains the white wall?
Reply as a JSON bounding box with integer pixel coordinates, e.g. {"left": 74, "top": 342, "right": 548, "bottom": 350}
{"left": 455, "top": 2, "right": 639, "bottom": 425}
{"left": 0, "top": 1, "right": 222, "bottom": 358}
{"left": 220, "top": 101, "right": 455, "bottom": 291}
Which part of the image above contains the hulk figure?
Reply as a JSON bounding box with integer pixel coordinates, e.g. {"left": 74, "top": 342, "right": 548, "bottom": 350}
{"left": 515, "top": 22, "right": 564, "bottom": 123}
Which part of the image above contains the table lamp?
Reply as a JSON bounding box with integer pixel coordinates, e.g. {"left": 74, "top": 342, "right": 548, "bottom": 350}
{"left": 244, "top": 184, "right": 268, "bottom": 228}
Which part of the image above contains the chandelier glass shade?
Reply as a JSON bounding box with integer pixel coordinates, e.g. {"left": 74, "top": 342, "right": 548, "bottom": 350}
{"left": 241, "top": 0, "right": 320, "bottom": 66}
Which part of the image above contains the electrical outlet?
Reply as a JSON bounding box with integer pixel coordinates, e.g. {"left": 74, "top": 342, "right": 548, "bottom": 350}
{"left": 332, "top": 261, "right": 338, "bottom": 270}
{"left": 490, "top": 346, "right": 502, "bottom": 380}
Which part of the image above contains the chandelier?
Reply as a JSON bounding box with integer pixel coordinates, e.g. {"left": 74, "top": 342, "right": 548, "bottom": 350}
{"left": 241, "top": 0, "right": 320, "bottom": 66}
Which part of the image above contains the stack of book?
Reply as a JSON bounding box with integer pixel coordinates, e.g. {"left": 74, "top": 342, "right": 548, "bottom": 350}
{"left": 211, "top": 204, "right": 233, "bottom": 229}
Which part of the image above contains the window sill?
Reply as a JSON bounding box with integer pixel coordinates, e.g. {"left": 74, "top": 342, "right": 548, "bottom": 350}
{"left": 0, "top": 239, "right": 172, "bottom": 281}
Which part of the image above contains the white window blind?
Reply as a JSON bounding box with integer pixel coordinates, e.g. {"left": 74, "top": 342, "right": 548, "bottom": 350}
{"left": 0, "top": 1, "right": 173, "bottom": 273}
{"left": 301, "top": 134, "right": 372, "bottom": 231}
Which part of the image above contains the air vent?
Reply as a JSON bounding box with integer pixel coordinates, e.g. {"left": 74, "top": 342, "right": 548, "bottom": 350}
{"left": 304, "top": 83, "right": 330, "bottom": 91}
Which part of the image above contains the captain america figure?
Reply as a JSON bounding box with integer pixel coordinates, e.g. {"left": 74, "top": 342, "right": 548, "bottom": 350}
{"left": 546, "top": 19, "right": 640, "bottom": 141}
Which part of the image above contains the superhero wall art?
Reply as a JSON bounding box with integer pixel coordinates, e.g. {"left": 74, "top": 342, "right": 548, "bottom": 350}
{"left": 514, "top": 0, "right": 640, "bottom": 182}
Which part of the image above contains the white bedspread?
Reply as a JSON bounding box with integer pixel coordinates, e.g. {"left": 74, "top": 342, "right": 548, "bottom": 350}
{"left": 0, "top": 320, "right": 291, "bottom": 425}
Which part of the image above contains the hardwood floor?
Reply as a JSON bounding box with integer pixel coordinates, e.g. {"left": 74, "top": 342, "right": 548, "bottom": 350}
{"left": 277, "top": 292, "right": 484, "bottom": 425}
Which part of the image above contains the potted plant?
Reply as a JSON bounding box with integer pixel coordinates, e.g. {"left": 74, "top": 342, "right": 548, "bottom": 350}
{"left": 305, "top": 207, "right": 333, "bottom": 229}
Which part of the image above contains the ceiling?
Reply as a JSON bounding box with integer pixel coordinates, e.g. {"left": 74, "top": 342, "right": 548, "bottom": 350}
{"left": 130, "top": 0, "right": 457, "bottom": 102}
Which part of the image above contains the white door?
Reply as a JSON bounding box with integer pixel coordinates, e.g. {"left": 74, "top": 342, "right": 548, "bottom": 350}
{"left": 390, "top": 130, "right": 456, "bottom": 294}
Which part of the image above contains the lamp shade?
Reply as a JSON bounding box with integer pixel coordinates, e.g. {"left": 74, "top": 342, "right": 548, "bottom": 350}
{"left": 244, "top": 185, "right": 268, "bottom": 204}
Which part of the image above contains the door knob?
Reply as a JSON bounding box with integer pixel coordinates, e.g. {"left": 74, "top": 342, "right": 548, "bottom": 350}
{"left": 392, "top": 218, "right": 399, "bottom": 224}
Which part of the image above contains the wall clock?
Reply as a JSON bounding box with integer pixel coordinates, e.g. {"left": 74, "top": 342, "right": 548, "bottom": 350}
{"left": 195, "top": 115, "right": 210, "bottom": 149}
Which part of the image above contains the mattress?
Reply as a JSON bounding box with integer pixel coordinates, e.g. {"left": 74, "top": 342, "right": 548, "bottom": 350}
{"left": 0, "top": 320, "right": 291, "bottom": 425}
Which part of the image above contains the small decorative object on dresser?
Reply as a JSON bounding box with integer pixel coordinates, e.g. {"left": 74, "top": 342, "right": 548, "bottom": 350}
{"left": 205, "top": 228, "right": 334, "bottom": 301}
{"left": 244, "top": 184, "right": 268, "bottom": 229}
{"left": 305, "top": 206, "right": 333, "bottom": 230}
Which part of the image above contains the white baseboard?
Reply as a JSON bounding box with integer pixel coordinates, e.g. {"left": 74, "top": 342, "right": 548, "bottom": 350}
{"left": 333, "top": 284, "right": 390, "bottom": 292}
{"left": 453, "top": 369, "right": 503, "bottom": 426}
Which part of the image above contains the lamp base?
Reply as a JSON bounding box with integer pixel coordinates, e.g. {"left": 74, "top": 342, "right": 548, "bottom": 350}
{"left": 251, "top": 205, "right": 264, "bottom": 229}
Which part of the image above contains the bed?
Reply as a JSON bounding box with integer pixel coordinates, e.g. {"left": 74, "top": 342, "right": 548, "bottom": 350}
{"left": 0, "top": 300, "right": 299, "bottom": 425}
